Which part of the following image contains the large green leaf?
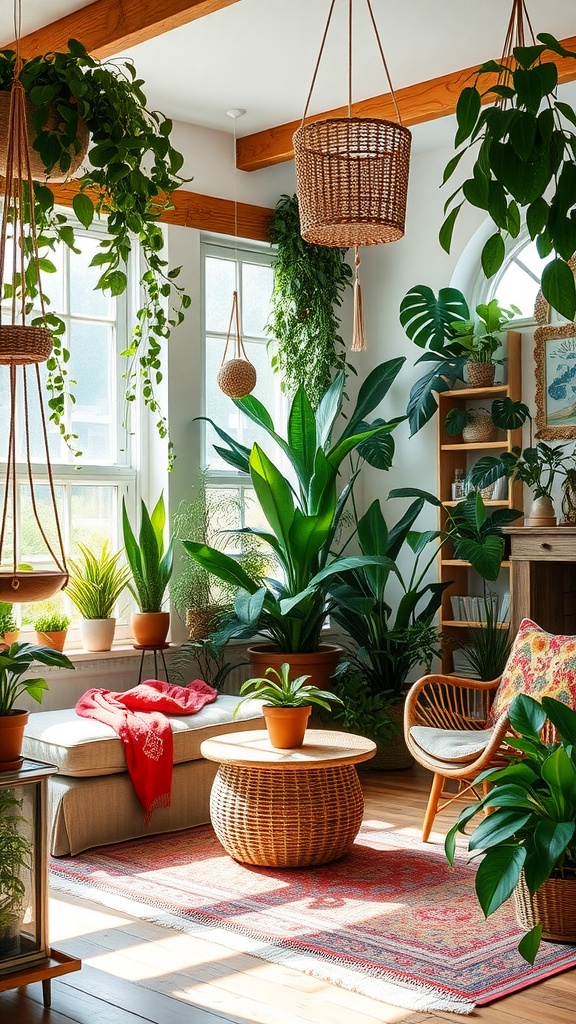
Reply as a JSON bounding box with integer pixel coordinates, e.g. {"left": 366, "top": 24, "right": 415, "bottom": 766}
{"left": 454, "top": 536, "right": 504, "bottom": 580}
{"left": 455, "top": 87, "right": 481, "bottom": 146}
{"left": 525, "top": 820, "right": 576, "bottom": 891}
{"left": 343, "top": 358, "right": 406, "bottom": 435}
{"left": 541, "top": 257, "right": 576, "bottom": 320}
{"left": 181, "top": 541, "right": 260, "bottom": 593}
{"left": 287, "top": 387, "right": 317, "bottom": 480}
{"left": 249, "top": 445, "right": 295, "bottom": 559}
{"left": 469, "top": 808, "right": 533, "bottom": 852}
{"left": 509, "top": 693, "right": 547, "bottom": 739}
{"left": 399, "top": 285, "right": 469, "bottom": 351}
{"left": 475, "top": 845, "right": 527, "bottom": 917}
{"left": 541, "top": 696, "right": 576, "bottom": 744}
{"left": 315, "top": 372, "right": 344, "bottom": 448}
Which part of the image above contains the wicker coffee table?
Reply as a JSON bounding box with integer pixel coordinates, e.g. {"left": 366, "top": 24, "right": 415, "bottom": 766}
{"left": 200, "top": 729, "right": 376, "bottom": 867}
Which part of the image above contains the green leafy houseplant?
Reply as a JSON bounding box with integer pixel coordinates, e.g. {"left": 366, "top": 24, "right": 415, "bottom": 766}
{"left": 182, "top": 360, "right": 406, "bottom": 654}
{"left": 122, "top": 493, "right": 174, "bottom": 613}
{"left": 399, "top": 285, "right": 517, "bottom": 434}
{"left": 329, "top": 498, "right": 445, "bottom": 719}
{"left": 0, "top": 641, "right": 74, "bottom": 716}
{"left": 0, "top": 603, "right": 17, "bottom": 640}
{"left": 66, "top": 542, "right": 131, "bottom": 620}
{"left": 234, "top": 662, "right": 344, "bottom": 713}
{"left": 0, "top": 40, "right": 190, "bottom": 459}
{"left": 266, "top": 193, "right": 352, "bottom": 408}
{"left": 446, "top": 694, "right": 576, "bottom": 963}
{"left": 33, "top": 611, "right": 71, "bottom": 634}
{"left": 453, "top": 592, "right": 513, "bottom": 680}
{"left": 0, "top": 790, "right": 32, "bottom": 942}
{"left": 440, "top": 33, "right": 576, "bottom": 320}
{"left": 467, "top": 441, "right": 574, "bottom": 502}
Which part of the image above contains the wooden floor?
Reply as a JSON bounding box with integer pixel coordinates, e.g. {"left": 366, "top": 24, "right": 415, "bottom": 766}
{"left": 2, "top": 764, "right": 575, "bottom": 1024}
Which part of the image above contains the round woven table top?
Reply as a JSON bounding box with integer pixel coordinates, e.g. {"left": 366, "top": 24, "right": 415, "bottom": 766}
{"left": 200, "top": 729, "right": 376, "bottom": 770}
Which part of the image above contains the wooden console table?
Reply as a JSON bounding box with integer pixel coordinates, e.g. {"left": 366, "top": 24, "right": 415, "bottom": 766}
{"left": 505, "top": 527, "right": 576, "bottom": 637}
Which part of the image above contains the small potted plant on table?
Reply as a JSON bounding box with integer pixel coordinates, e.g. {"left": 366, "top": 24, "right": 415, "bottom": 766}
{"left": 235, "top": 662, "right": 343, "bottom": 749}
{"left": 33, "top": 610, "right": 71, "bottom": 652}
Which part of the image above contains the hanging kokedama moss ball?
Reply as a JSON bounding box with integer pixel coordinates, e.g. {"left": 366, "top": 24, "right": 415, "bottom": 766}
{"left": 217, "top": 358, "right": 257, "bottom": 398}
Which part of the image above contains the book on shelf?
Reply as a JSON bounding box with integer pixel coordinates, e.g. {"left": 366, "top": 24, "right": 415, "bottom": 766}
{"left": 449, "top": 593, "right": 510, "bottom": 624}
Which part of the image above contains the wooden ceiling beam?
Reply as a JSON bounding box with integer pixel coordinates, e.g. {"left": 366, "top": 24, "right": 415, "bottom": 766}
{"left": 237, "top": 34, "right": 576, "bottom": 171}
{"left": 46, "top": 180, "right": 273, "bottom": 241}
{"left": 6, "top": 0, "right": 244, "bottom": 60}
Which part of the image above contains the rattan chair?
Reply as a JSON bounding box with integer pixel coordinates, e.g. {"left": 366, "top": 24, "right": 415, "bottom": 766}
{"left": 404, "top": 674, "right": 512, "bottom": 842}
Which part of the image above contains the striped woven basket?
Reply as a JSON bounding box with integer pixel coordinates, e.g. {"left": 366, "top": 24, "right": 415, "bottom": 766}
{"left": 0, "top": 325, "right": 53, "bottom": 365}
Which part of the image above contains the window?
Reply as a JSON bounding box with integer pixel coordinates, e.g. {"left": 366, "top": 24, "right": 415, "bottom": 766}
{"left": 487, "top": 235, "right": 550, "bottom": 323}
{"left": 0, "top": 221, "right": 137, "bottom": 634}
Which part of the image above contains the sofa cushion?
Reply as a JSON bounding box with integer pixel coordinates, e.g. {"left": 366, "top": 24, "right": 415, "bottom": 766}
{"left": 488, "top": 618, "right": 576, "bottom": 725}
{"left": 409, "top": 725, "right": 495, "bottom": 763}
{"left": 23, "top": 694, "right": 264, "bottom": 777}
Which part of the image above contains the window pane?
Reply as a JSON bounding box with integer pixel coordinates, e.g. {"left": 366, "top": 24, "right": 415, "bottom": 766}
{"left": 205, "top": 256, "right": 236, "bottom": 333}
{"left": 69, "top": 235, "right": 114, "bottom": 319}
{"left": 494, "top": 261, "right": 541, "bottom": 320}
{"left": 70, "top": 485, "right": 116, "bottom": 551}
{"left": 242, "top": 261, "right": 273, "bottom": 337}
{"left": 0, "top": 365, "right": 61, "bottom": 463}
{"left": 19, "top": 482, "right": 65, "bottom": 565}
{"left": 69, "top": 321, "right": 115, "bottom": 462}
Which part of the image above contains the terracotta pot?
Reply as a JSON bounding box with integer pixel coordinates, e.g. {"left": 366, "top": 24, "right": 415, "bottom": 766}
{"left": 263, "top": 704, "right": 311, "bottom": 749}
{"left": 247, "top": 643, "right": 342, "bottom": 692}
{"left": 80, "top": 617, "right": 116, "bottom": 653}
{"left": 525, "top": 494, "right": 556, "bottom": 528}
{"left": 131, "top": 611, "right": 170, "bottom": 647}
{"left": 466, "top": 362, "right": 496, "bottom": 388}
{"left": 0, "top": 630, "right": 19, "bottom": 646}
{"left": 0, "top": 709, "right": 28, "bottom": 771}
{"left": 35, "top": 629, "right": 67, "bottom": 652}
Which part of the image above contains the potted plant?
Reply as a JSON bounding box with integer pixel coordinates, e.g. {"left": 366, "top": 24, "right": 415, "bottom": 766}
{"left": 467, "top": 442, "right": 575, "bottom": 526}
{"left": 440, "top": 32, "right": 576, "bottom": 321}
{"left": 0, "top": 603, "right": 18, "bottom": 646}
{"left": 234, "top": 662, "right": 343, "bottom": 749}
{"left": 33, "top": 610, "right": 71, "bottom": 652}
{"left": 182, "top": 359, "right": 406, "bottom": 688}
{"left": 0, "top": 641, "right": 74, "bottom": 769}
{"left": 122, "top": 493, "right": 174, "bottom": 646}
{"left": 0, "top": 40, "right": 189, "bottom": 459}
{"left": 66, "top": 542, "right": 131, "bottom": 652}
{"left": 452, "top": 591, "right": 512, "bottom": 681}
{"left": 329, "top": 497, "right": 445, "bottom": 769}
{"left": 399, "top": 285, "right": 519, "bottom": 434}
{"left": 0, "top": 789, "right": 32, "bottom": 955}
{"left": 171, "top": 473, "right": 271, "bottom": 641}
{"left": 265, "top": 193, "right": 352, "bottom": 409}
{"left": 444, "top": 406, "right": 499, "bottom": 444}
{"left": 446, "top": 693, "right": 576, "bottom": 963}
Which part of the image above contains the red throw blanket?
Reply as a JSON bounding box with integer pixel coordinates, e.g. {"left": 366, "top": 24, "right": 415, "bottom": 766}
{"left": 76, "top": 679, "right": 218, "bottom": 824}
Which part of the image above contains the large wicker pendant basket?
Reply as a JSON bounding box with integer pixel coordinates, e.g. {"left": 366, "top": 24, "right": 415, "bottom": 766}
{"left": 0, "top": 93, "right": 89, "bottom": 182}
{"left": 513, "top": 872, "right": 576, "bottom": 943}
{"left": 0, "top": 324, "right": 52, "bottom": 365}
{"left": 294, "top": 117, "right": 411, "bottom": 247}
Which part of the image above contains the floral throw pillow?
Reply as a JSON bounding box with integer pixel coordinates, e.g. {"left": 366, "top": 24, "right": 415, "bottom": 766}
{"left": 488, "top": 618, "right": 576, "bottom": 725}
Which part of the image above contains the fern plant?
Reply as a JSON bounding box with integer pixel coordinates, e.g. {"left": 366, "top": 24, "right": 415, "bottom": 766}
{"left": 266, "top": 194, "right": 352, "bottom": 408}
{"left": 66, "top": 542, "right": 131, "bottom": 619}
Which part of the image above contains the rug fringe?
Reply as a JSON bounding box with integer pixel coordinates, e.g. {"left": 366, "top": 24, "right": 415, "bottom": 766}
{"left": 49, "top": 871, "right": 475, "bottom": 1015}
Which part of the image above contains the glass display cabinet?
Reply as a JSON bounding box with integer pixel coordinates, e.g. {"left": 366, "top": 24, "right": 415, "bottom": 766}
{"left": 0, "top": 759, "right": 81, "bottom": 1008}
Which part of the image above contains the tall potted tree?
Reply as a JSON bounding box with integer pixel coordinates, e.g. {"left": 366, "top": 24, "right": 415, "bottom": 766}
{"left": 182, "top": 360, "right": 406, "bottom": 688}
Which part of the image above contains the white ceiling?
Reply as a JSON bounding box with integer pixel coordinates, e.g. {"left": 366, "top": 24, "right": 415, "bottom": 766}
{"left": 2, "top": 0, "right": 576, "bottom": 149}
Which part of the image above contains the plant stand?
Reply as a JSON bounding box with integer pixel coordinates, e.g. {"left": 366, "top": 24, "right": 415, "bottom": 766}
{"left": 134, "top": 643, "right": 170, "bottom": 685}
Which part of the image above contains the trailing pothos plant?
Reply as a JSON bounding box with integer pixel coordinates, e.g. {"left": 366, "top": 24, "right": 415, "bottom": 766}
{"left": 0, "top": 40, "right": 190, "bottom": 462}
{"left": 266, "top": 194, "right": 352, "bottom": 409}
{"left": 440, "top": 33, "right": 576, "bottom": 320}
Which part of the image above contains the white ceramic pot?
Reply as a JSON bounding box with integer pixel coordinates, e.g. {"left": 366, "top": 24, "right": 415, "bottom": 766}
{"left": 525, "top": 494, "right": 556, "bottom": 528}
{"left": 80, "top": 617, "right": 116, "bottom": 652}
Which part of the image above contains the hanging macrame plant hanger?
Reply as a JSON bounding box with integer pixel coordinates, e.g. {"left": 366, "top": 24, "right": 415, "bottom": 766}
{"left": 216, "top": 288, "right": 257, "bottom": 398}
{"left": 0, "top": 0, "right": 68, "bottom": 602}
{"left": 293, "top": 0, "right": 411, "bottom": 352}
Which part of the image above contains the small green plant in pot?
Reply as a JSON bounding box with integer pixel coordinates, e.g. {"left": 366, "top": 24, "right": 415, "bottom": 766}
{"left": 0, "top": 789, "right": 32, "bottom": 954}
{"left": 122, "top": 493, "right": 174, "bottom": 646}
{"left": 0, "top": 603, "right": 18, "bottom": 645}
{"left": 0, "top": 641, "right": 74, "bottom": 768}
{"left": 235, "top": 662, "right": 343, "bottom": 749}
{"left": 446, "top": 694, "right": 576, "bottom": 963}
{"left": 33, "top": 610, "right": 71, "bottom": 652}
{"left": 66, "top": 542, "right": 131, "bottom": 652}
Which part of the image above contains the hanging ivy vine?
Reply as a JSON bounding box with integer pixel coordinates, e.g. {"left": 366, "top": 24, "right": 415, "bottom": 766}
{"left": 265, "top": 194, "right": 352, "bottom": 408}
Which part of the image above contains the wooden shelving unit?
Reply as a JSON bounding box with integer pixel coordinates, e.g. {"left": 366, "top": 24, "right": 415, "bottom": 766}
{"left": 437, "top": 332, "right": 523, "bottom": 673}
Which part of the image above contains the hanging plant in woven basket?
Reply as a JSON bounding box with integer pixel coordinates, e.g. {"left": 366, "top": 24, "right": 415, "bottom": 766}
{"left": 293, "top": 0, "right": 411, "bottom": 352}
{"left": 0, "top": 12, "right": 68, "bottom": 603}
{"left": 217, "top": 290, "right": 257, "bottom": 399}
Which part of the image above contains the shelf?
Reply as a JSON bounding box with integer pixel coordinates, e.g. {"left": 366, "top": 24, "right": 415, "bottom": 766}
{"left": 440, "top": 441, "right": 507, "bottom": 451}
{"left": 443, "top": 499, "right": 509, "bottom": 507}
{"left": 439, "top": 385, "right": 508, "bottom": 399}
{"left": 441, "top": 559, "right": 511, "bottom": 568}
{"left": 442, "top": 619, "right": 510, "bottom": 629}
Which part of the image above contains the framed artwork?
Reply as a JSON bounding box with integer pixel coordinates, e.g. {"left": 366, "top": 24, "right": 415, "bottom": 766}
{"left": 534, "top": 323, "right": 576, "bottom": 440}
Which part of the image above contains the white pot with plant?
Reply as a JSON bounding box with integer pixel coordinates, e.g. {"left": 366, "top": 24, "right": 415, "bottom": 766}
{"left": 66, "top": 542, "right": 131, "bottom": 652}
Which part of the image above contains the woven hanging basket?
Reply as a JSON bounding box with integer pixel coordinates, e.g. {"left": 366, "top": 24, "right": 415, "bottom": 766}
{"left": 0, "top": 92, "right": 89, "bottom": 182}
{"left": 217, "top": 357, "right": 257, "bottom": 399}
{"left": 294, "top": 116, "right": 412, "bottom": 247}
{"left": 0, "top": 324, "right": 53, "bottom": 365}
{"left": 0, "top": 570, "right": 68, "bottom": 604}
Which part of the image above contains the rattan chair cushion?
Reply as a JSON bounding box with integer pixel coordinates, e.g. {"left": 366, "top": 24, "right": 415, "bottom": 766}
{"left": 410, "top": 725, "right": 495, "bottom": 764}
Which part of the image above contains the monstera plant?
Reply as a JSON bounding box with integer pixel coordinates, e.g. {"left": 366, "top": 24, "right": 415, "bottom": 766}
{"left": 0, "top": 40, "right": 189, "bottom": 460}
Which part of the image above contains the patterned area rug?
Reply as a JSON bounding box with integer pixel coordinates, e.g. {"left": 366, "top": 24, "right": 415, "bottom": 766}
{"left": 49, "top": 820, "right": 576, "bottom": 1015}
